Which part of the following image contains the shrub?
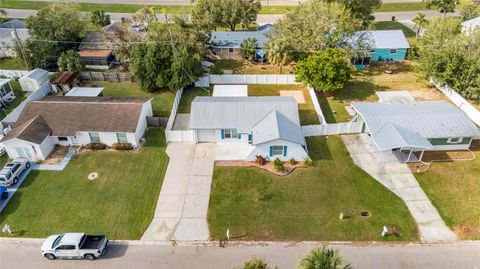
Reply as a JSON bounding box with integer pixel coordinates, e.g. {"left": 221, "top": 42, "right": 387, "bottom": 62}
{"left": 273, "top": 158, "right": 283, "bottom": 172}
{"left": 112, "top": 143, "right": 134, "bottom": 151}
{"left": 85, "top": 142, "right": 107, "bottom": 150}
{"left": 236, "top": 256, "right": 270, "bottom": 269}
{"left": 210, "top": 64, "right": 224, "bottom": 74}
{"left": 303, "top": 157, "right": 313, "bottom": 166}
{"left": 289, "top": 158, "right": 297, "bottom": 165}
{"left": 299, "top": 246, "right": 351, "bottom": 269}
{"left": 255, "top": 155, "right": 266, "bottom": 165}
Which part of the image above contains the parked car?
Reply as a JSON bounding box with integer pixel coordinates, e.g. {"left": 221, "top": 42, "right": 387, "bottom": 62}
{"left": 0, "top": 186, "right": 8, "bottom": 199}
{"left": 41, "top": 233, "right": 108, "bottom": 261}
{"left": 0, "top": 158, "right": 30, "bottom": 187}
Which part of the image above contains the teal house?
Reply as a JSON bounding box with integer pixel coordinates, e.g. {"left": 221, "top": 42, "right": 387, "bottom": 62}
{"left": 351, "top": 30, "right": 410, "bottom": 68}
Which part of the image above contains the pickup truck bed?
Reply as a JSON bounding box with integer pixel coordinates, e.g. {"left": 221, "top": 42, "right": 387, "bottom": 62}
{"left": 80, "top": 235, "right": 106, "bottom": 249}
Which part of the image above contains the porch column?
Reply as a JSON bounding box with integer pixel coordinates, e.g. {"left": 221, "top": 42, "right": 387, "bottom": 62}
{"left": 419, "top": 150, "right": 425, "bottom": 162}
{"left": 407, "top": 148, "right": 413, "bottom": 162}
{"left": 377, "top": 151, "right": 382, "bottom": 162}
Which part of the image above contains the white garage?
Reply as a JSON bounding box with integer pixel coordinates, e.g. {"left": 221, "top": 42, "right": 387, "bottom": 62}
{"left": 197, "top": 130, "right": 216, "bottom": 142}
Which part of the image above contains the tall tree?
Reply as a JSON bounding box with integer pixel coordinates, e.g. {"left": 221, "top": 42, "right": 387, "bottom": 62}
{"left": 57, "top": 50, "right": 83, "bottom": 72}
{"left": 327, "top": 0, "right": 381, "bottom": 26}
{"left": 423, "top": 0, "right": 459, "bottom": 13}
{"left": 266, "top": 0, "right": 362, "bottom": 60}
{"left": 25, "top": 2, "right": 86, "bottom": 69}
{"left": 91, "top": 10, "right": 111, "bottom": 28}
{"left": 296, "top": 48, "right": 352, "bottom": 93}
{"left": 299, "top": 246, "right": 352, "bottom": 269}
{"left": 240, "top": 37, "right": 258, "bottom": 61}
{"left": 412, "top": 13, "right": 428, "bottom": 38}
{"left": 265, "top": 38, "right": 293, "bottom": 74}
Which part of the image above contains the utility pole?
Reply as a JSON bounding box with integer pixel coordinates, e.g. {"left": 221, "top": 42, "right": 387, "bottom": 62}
{"left": 11, "top": 21, "right": 29, "bottom": 69}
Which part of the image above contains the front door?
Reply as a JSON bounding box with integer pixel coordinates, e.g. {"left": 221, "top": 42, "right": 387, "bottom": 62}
{"left": 71, "top": 136, "right": 79, "bottom": 145}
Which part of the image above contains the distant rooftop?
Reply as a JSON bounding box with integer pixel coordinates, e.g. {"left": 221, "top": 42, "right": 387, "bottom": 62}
{"left": 210, "top": 24, "right": 273, "bottom": 48}
{"left": 349, "top": 30, "right": 410, "bottom": 50}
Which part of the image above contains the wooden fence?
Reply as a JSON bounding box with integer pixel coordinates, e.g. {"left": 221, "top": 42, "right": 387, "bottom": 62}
{"left": 79, "top": 71, "right": 133, "bottom": 82}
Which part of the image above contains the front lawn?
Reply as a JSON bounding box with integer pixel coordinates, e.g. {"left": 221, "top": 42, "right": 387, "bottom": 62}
{"left": 415, "top": 143, "right": 480, "bottom": 240}
{"left": 97, "top": 82, "right": 175, "bottom": 117}
{"left": 214, "top": 60, "right": 295, "bottom": 75}
{"left": 0, "top": 129, "right": 169, "bottom": 239}
{"left": 208, "top": 136, "right": 418, "bottom": 241}
{"left": 0, "top": 81, "right": 26, "bottom": 120}
{"left": 248, "top": 84, "right": 319, "bottom": 125}
{"left": 0, "top": 57, "right": 27, "bottom": 70}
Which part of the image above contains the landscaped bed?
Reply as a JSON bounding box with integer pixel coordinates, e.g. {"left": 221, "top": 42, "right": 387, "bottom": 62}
{"left": 96, "top": 82, "right": 175, "bottom": 117}
{"left": 415, "top": 142, "right": 480, "bottom": 240}
{"left": 208, "top": 136, "right": 418, "bottom": 241}
{"left": 248, "top": 84, "right": 320, "bottom": 125}
{"left": 0, "top": 129, "right": 169, "bottom": 239}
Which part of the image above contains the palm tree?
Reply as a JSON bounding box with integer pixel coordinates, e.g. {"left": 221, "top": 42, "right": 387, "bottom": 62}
{"left": 265, "top": 38, "right": 293, "bottom": 74}
{"left": 299, "top": 246, "right": 352, "bottom": 269}
{"left": 412, "top": 13, "right": 429, "bottom": 39}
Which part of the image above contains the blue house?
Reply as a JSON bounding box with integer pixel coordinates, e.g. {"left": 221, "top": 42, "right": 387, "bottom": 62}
{"left": 350, "top": 30, "right": 410, "bottom": 68}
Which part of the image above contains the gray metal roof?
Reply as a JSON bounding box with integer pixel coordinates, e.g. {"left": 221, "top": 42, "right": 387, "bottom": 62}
{"left": 190, "top": 96, "right": 304, "bottom": 144}
{"left": 372, "top": 123, "right": 433, "bottom": 151}
{"left": 0, "top": 28, "right": 29, "bottom": 43}
{"left": 252, "top": 110, "right": 305, "bottom": 146}
{"left": 210, "top": 24, "right": 273, "bottom": 48}
{"left": 22, "top": 68, "right": 48, "bottom": 81}
{"left": 0, "top": 19, "right": 27, "bottom": 29}
{"left": 352, "top": 101, "right": 480, "bottom": 140}
{"left": 350, "top": 30, "right": 410, "bottom": 50}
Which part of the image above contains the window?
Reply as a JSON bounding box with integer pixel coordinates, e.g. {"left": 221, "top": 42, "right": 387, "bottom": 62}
{"left": 447, "top": 137, "right": 463, "bottom": 144}
{"left": 270, "top": 145, "right": 285, "bottom": 156}
{"left": 89, "top": 132, "right": 100, "bottom": 142}
{"left": 116, "top": 132, "right": 128, "bottom": 143}
{"left": 58, "top": 137, "right": 68, "bottom": 141}
{"left": 57, "top": 245, "right": 76, "bottom": 250}
{"left": 223, "top": 129, "right": 237, "bottom": 139}
{"left": 213, "top": 48, "right": 221, "bottom": 53}
{"left": 228, "top": 48, "right": 234, "bottom": 53}
{"left": 390, "top": 49, "right": 397, "bottom": 54}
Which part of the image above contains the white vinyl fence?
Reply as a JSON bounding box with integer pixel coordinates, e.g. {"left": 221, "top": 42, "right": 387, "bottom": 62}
{"left": 0, "top": 70, "right": 30, "bottom": 79}
{"left": 165, "top": 88, "right": 197, "bottom": 143}
{"left": 302, "top": 122, "right": 363, "bottom": 137}
{"left": 2, "top": 81, "right": 52, "bottom": 125}
{"left": 208, "top": 74, "right": 299, "bottom": 85}
{"left": 308, "top": 86, "right": 326, "bottom": 124}
{"left": 432, "top": 80, "right": 480, "bottom": 126}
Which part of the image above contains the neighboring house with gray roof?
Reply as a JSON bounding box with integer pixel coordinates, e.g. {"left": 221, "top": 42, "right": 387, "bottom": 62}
{"left": 349, "top": 30, "right": 410, "bottom": 67}
{"left": 210, "top": 24, "right": 273, "bottom": 60}
{"left": 0, "top": 19, "right": 29, "bottom": 58}
{"left": 0, "top": 96, "right": 153, "bottom": 161}
{"left": 351, "top": 100, "right": 480, "bottom": 162}
{"left": 189, "top": 96, "right": 308, "bottom": 161}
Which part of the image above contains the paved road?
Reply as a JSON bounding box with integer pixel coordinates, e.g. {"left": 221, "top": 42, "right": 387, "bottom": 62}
{"left": 1, "top": 240, "right": 480, "bottom": 269}
{"left": 16, "top": 0, "right": 422, "bottom": 5}
{"left": 2, "top": 8, "right": 457, "bottom": 23}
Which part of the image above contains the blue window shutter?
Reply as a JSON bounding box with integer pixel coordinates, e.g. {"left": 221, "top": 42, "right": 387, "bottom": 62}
{"left": 238, "top": 133, "right": 241, "bottom": 139}
{"left": 221, "top": 130, "right": 225, "bottom": 139}
{"left": 248, "top": 134, "right": 252, "bottom": 141}
{"left": 269, "top": 146, "right": 273, "bottom": 157}
{"left": 283, "top": 146, "right": 287, "bottom": 156}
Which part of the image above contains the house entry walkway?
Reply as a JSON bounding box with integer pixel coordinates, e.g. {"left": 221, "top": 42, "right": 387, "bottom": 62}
{"left": 142, "top": 143, "right": 216, "bottom": 242}
{"left": 341, "top": 134, "right": 458, "bottom": 242}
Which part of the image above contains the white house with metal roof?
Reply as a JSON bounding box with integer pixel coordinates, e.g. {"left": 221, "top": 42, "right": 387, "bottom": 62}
{"left": 350, "top": 101, "right": 480, "bottom": 162}
{"left": 210, "top": 24, "right": 273, "bottom": 60}
{"left": 189, "top": 96, "right": 308, "bottom": 161}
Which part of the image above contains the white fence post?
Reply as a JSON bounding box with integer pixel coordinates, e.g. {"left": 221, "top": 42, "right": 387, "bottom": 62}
{"left": 207, "top": 74, "right": 300, "bottom": 85}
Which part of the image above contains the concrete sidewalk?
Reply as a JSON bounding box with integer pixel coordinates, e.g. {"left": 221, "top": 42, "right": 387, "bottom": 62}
{"left": 341, "top": 134, "right": 458, "bottom": 243}
{"left": 142, "top": 143, "right": 216, "bottom": 242}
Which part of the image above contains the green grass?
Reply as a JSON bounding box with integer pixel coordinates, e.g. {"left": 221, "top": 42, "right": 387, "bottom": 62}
{"left": 0, "top": 129, "right": 169, "bottom": 239}
{"left": 248, "top": 84, "right": 319, "bottom": 125}
{"left": 98, "top": 82, "right": 175, "bottom": 117}
{"left": 0, "top": 81, "right": 27, "bottom": 120}
{"left": 3, "top": 1, "right": 430, "bottom": 14}
{"left": 177, "top": 87, "right": 211, "bottom": 113}
{"left": 208, "top": 136, "right": 418, "bottom": 241}
{"left": 0, "top": 58, "right": 27, "bottom": 70}
{"left": 415, "top": 145, "right": 480, "bottom": 240}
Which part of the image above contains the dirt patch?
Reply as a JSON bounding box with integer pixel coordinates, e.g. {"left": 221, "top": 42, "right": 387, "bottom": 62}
{"left": 408, "top": 162, "right": 430, "bottom": 173}
{"left": 215, "top": 160, "right": 307, "bottom": 176}
{"left": 280, "top": 90, "right": 306, "bottom": 104}
{"left": 453, "top": 225, "right": 480, "bottom": 240}
{"left": 414, "top": 150, "right": 476, "bottom": 162}
{"left": 41, "top": 146, "right": 69, "bottom": 165}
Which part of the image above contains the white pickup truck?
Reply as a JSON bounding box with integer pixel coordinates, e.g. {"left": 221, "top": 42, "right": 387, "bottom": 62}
{"left": 41, "top": 233, "right": 108, "bottom": 261}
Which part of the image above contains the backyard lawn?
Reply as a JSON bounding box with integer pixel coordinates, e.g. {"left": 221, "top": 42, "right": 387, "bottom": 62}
{"left": 0, "top": 81, "right": 26, "bottom": 120}
{"left": 415, "top": 143, "right": 480, "bottom": 240}
{"left": 177, "top": 87, "right": 211, "bottom": 113}
{"left": 97, "top": 82, "right": 175, "bottom": 117}
{"left": 214, "top": 60, "right": 295, "bottom": 75}
{"left": 248, "top": 84, "right": 319, "bottom": 125}
{"left": 0, "top": 129, "right": 169, "bottom": 239}
{"left": 0, "top": 57, "right": 27, "bottom": 70}
{"left": 208, "top": 136, "right": 418, "bottom": 241}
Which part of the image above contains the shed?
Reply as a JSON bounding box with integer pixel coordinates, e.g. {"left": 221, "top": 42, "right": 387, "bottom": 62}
{"left": 19, "top": 68, "right": 49, "bottom": 92}
{"left": 212, "top": 85, "right": 248, "bottom": 97}
{"left": 52, "top": 72, "right": 79, "bottom": 93}
{"left": 65, "top": 87, "right": 104, "bottom": 97}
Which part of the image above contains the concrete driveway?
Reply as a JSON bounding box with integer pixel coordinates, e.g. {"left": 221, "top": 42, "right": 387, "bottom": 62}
{"left": 142, "top": 143, "right": 216, "bottom": 242}
{"left": 341, "top": 134, "right": 458, "bottom": 243}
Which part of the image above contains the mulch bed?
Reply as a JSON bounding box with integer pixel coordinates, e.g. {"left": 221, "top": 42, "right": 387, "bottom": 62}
{"left": 215, "top": 160, "right": 307, "bottom": 176}
{"left": 41, "top": 146, "right": 69, "bottom": 165}
{"left": 414, "top": 150, "right": 475, "bottom": 162}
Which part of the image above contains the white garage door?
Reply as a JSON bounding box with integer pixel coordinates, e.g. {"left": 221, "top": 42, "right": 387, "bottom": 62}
{"left": 197, "top": 130, "right": 216, "bottom": 142}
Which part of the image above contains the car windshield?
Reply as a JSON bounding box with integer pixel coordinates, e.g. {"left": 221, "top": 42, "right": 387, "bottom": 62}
{"left": 52, "top": 235, "right": 63, "bottom": 248}
{"left": 0, "top": 176, "right": 6, "bottom": 182}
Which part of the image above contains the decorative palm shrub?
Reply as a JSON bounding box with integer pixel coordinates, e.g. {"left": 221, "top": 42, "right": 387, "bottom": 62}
{"left": 303, "top": 157, "right": 313, "bottom": 166}
{"left": 289, "top": 158, "right": 297, "bottom": 165}
{"left": 273, "top": 158, "right": 283, "bottom": 171}
{"left": 236, "top": 257, "right": 270, "bottom": 269}
{"left": 255, "top": 155, "right": 267, "bottom": 165}
{"left": 299, "top": 246, "right": 352, "bottom": 269}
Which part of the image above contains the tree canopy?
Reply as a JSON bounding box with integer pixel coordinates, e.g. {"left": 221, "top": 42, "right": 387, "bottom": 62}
{"left": 240, "top": 37, "right": 258, "bottom": 61}
{"left": 423, "top": 0, "right": 459, "bottom": 13}
{"left": 25, "top": 3, "right": 86, "bottom": 69}
{"left": 91, "top": 10, "right": 111, "bottom": 28}
{"left": 327, "top": 0, "right": 381, "bottom": 26}
{"left": 417, "top": 17, "right": 480, "bottom": 99}
{"left": 296, "top": 48, "right": 352, "bottom": 93}
{"left": 191, "top": 0, "right": 261, "bottom": 31}
{"left": 57, "top": 50, "right": 83, "bottom": 72}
